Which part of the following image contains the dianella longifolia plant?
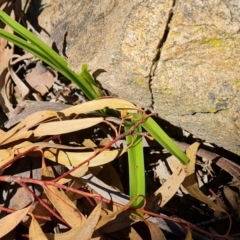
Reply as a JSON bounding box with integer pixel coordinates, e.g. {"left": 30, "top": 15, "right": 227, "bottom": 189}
{"left": 0, "top": 10, "right": 189, "bottom": 208}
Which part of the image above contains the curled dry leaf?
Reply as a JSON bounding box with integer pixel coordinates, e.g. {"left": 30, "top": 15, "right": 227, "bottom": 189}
{"left": 175, "top": 141, "right": 240, "bottom": 184}
{"left": 96, "top": 210, "right": 132, "bottom": 234}
{"left": 5, "top": 53, "right": 34, "bottom": 106}
{"left": 0, "top": 204, "right": 32, "bottom": 238}
{"left": 73, "top": 203, "right": 101, "bottom": 240}
{"left": 45, "top": 203, "right": 101, "bottom": 240}
{"left": 153, "top": 163, "right": 186, "bottom": 208}
{"left": 0, "top": 130, "right": 33, "bottom": 146}
{"left": 29, "top": 214, "right": 48, "bottom": 240}
{"left": 44, "top": 185, "right": 86, "bottom": 228}
{"left": 0, "top": 145, "right": 33, "bottom": 174}
{"left": 146, "top": 220, "right": 166, "bottom": 240}
{"left": 44, "top": 148, "right": 126, "bottom": 167}
{"left": 45, "top": 223, "right": 83, "bottom": 240}
{"left": 8, "top": 54, "right": 30, "bottom": 100}
{"left": 60, "top": 98, "right": 138, "bottom": 117}
{"left": 95, "top": 195, "right": 141, "bottom": 232}
{"left": 15, "top": 110, "right": 59, "bottom": 130}
{"left": 0, "top": 110, "right": 58, "bottom": 145}
{"left": 25, "top": 61, "right": 56, "bottom": 96}
{"left": 96, "top": 207, "right": 127, "bottom": 231}
{"left": 182, "top": 142, "right": 226, "bottom": 213}
{"left": 33, "top": 117, "right": 104, "bottom": 136}
{"left": 18, "top": 141, "right": 88, "bottom": 150}
{"left": 5, "top": 100, "right": 71, "bottom": 129}
{"left": 1, "top": 98, "right": 137, "bottom": 145}
{"left": 65, "top": 163, "right": 89, "bottom": 178}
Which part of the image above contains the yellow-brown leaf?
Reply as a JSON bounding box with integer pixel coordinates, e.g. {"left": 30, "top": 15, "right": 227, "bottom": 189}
{"left": 44, "top": 186, "right": 86, "bottom": 227}
{"left": 44, "top": 148, "right": 126, "bottom": 167}
{"left": 33, "top": 118, "right": 103, "bottom": 136}
{"left": 154, "top": 163, "right": 186, "bottom": 208}
{"left": 182, "top": 142, "right": 226, "bottom": 212}
{"left": 0, "top": 205, "right": 32, "bottom": 238}
{"left": 60, "top": 98, "right": 137, "bottom": 117}
{"left": 29, "top": 215, "right": 48, "bottom": 240}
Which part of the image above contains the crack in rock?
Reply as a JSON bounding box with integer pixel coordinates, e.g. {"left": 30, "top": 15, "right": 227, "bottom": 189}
{"left": 148, "top": 0, "right": 176, "bottom": 111}
{"left": 181, "top": 109, "right": 227, "bottom": 116}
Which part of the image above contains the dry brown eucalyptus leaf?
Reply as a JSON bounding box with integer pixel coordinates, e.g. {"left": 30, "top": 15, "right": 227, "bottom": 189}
{"left": 73, "top": 203, "right": 101, "bottom": 240}
{"left": 146, "top": 220, "right": 166, "bottom": 240}
{"left": 29, "top": 214, "right": 48, "bottom": 240}
{"left": 182, "top": 142, "right": 226, "bottom": 213}
{"left": 44, "top": 185, "right": 86, "bottom": 228}
{"left": 8, "top": 54, "right": 30, "bottom": 100}
{"left": 0, "top": 204, "right": 33, "bottom": 238}
{"left": 0, "top": 110, "right": 58, "bottom": 145}
{"left": 33, "top": 117, "right": 104, "bottom": 136}
{"left": 153, "top": 163, "right": 186, "bottom": 208}
{"left": 45, "top": 223, "right": 83, "bottom": 240}
{"left": 25, "top": 61, "right": 56, "bottom": 96}
{"left": 60, "top": 98, "right": 137, "bottom": 117}
{"left": 44, "top": 148, "right": 126, "bottom": 167}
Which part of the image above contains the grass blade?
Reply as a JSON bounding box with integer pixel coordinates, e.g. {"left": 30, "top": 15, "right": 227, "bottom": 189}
{"left": 142, "top": 117, "right": 189, "bottom": 164}
{"left": 125, "top": 124, "right": 145, "bottom": 208}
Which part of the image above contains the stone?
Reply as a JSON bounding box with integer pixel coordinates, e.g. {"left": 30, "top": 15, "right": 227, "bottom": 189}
{"left": 51, "top": 0, "right": 240, "bottom": 155}
{"left": 52, "top": 0, "right": 173, "bottom": 107}
{"left": 152, "top": 0, "right": 240, "bottom": 155}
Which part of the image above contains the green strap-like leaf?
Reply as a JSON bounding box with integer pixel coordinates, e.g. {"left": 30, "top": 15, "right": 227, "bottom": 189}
{"left": 142, "top": 117, "right": 189, "bottom": 164}
{"left": 124, "top": 124, "right": 145, "bottom": 209}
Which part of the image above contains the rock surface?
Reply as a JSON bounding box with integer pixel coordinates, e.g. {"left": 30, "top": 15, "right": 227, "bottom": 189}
{"left": 51, "top": 0, "right": 172, "bottom": 107}
{"left": 152, "top": 0, "right": 240, "bottom": 155}
{"left": 51, "top": 0, "right": 240, "bottom": 154}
